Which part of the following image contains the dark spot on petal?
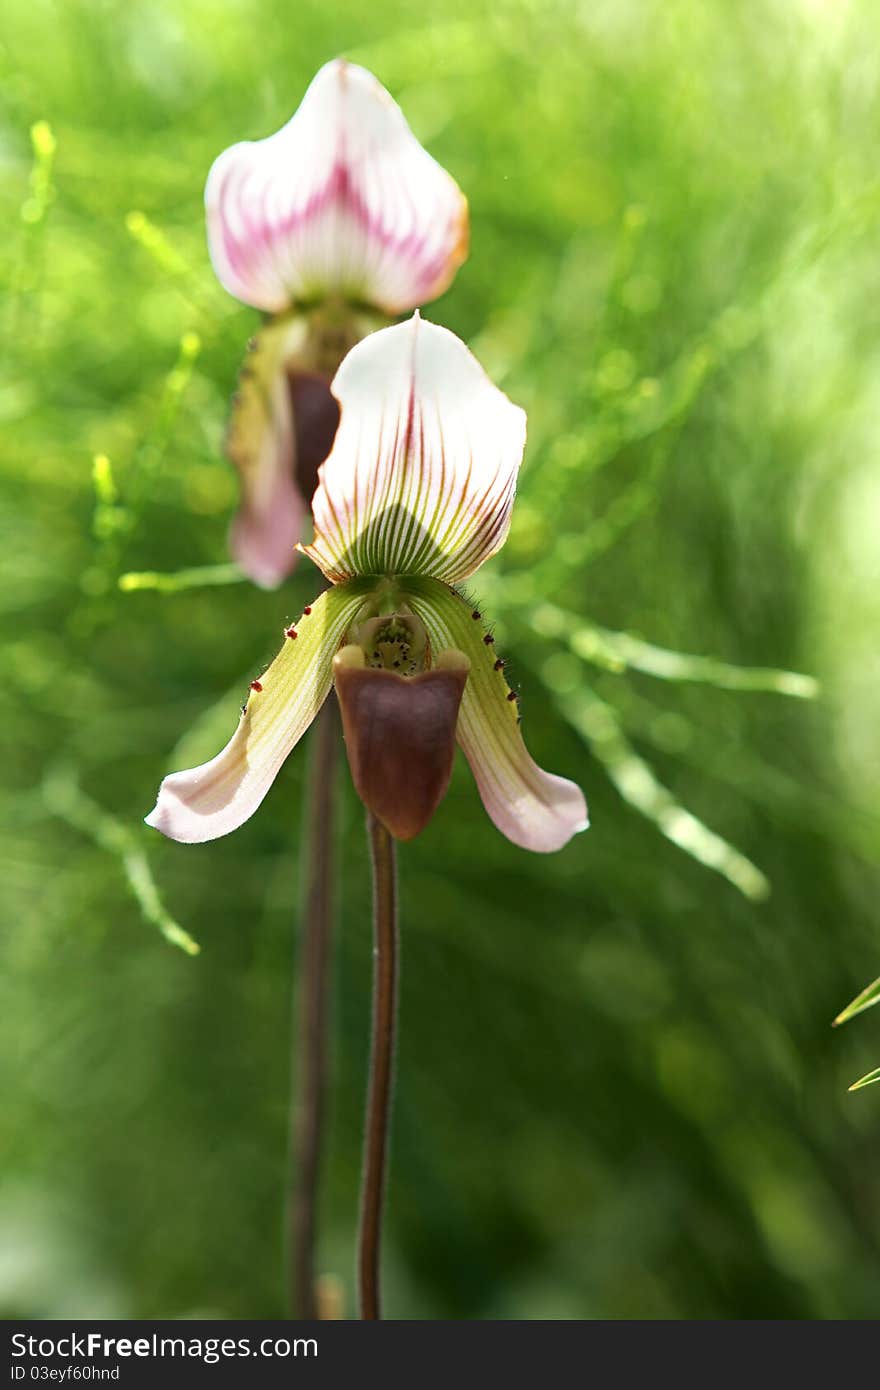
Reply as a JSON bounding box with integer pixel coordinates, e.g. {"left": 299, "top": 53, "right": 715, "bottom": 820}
{"left": 483, "top": 633, "right": 494, "bottom": 645}
{"left": 250, "top": 680, "right": 263, "bottom": 692}
{"left": 286, "top": 627, "right": 297, "bottom": 639}
{"left": 494, "top": 658, "right": 505, "bottom": 671}
{"left": 507, "top": 690, "right": 518, "bottom": 702}
{"left": 471, "top": 610, "right": 481, "bottom": 620}
{"left": 303, "top": 606, "right": 312, "bottom": 616}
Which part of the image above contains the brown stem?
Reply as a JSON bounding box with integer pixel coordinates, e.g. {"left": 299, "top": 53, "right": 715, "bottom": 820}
{"left": 286, "top": 698, "right": 339, "bottom": 1319}
{"left": 358, "top": 813, "right": 399, "bottom": 1320}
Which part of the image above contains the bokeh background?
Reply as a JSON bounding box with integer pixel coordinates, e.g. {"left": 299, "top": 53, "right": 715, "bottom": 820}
{"left": 3, "top": 0, "right": 880, "bottom": 1320}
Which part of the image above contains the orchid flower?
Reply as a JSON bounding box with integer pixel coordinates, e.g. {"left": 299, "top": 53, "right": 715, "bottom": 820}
{"left": 146, "top": 315, "right": 587, "bottom": 853}
{"left": 206, "top": 60, "right": 469, "bottom": 588}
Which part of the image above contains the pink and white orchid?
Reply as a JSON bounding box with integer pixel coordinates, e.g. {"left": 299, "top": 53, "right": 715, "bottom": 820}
{"left": 207, "top": 60, "right": 468, "bottom": 317}
{"left": 207, "top": 60, "right": 469, "bottom": 588}
{"left": 146, "top": 316, "right": 587, "bottom": 853}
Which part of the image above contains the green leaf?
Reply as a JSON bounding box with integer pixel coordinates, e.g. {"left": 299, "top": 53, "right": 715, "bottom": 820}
{"left": 849, "top": 1067, "right": 880, "bottom": 1093}
{"left": 119, "top": 562, "right": 247, "bottom": 593}
{"left": 531, "top": 602, "right": 819, "bottom": 698}
{"left": 556, "top": 685, "right": 771, "bottom": 901}
{"left": 834, "top": 974, "right": 880, "bottom": 1027}
{"left": 43, "top": 762, "right": 200, "bottom": 955}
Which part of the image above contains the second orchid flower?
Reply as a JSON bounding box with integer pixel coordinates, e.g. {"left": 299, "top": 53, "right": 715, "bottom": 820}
{"left": 206, "top": 60, "right": 469, "bottom": 587}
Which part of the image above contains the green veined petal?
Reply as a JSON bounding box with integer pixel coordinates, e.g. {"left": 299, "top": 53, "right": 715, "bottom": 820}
{"left": 404, "top": 577, "right": 588, "bottom": 852}
{"left": 301, "top": 316, "right": 526, "bottom": 585}
{"left": 146, "top": 578, "right": 375, "bottom": 842}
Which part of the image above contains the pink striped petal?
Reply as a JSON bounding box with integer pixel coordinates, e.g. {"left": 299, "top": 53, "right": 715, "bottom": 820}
{"left": 145, "top": 581, "right": 373, "bottom": 843}
{"left": 405, "top": 579, "right": 589, "bottom": 852}
{"left": 301, "top": 315, "right": 526, "bottom": 585}
{"left": 206, "top": 60, "right": 469, "bottom": 315}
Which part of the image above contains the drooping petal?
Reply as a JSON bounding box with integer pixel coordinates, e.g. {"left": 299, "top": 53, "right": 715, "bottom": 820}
{"left": 302, "top": 315, "right": 527, "bottom": 585}
{"left": 145, "top": 580, "right": 373, "bottom": 843}
{"left": 205, "top": 59, "right": 469, "bottom": 315}
{"left": 226, "top": 318, "right": 311, "bottom": 588}
{"left": 404, "top": 578, "right": 588, "bottom": 852}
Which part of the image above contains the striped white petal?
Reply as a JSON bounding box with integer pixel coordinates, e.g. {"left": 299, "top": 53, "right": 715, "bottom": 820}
{"left": 301, "top": 315, "right": 526, "bottom": 584}
{"left": 405, "top": 579, "right": 589, "bottom": 852}
{"left": 206, "top": 60, "right": 468, "bottom": 315}
{"left": 145, "top": 580, "right": 373, "bottom": 843}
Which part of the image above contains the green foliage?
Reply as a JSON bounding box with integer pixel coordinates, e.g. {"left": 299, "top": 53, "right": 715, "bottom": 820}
{"left": 835, "top": 975, "right": 880, "bottom": 1029}
{"left": 849, "top": 1068, "right": 880, "bottom": 1094}
{"left": 43, "top": 762, "right": 200, "bottom": 956}
{"left": 3, "top": 0, "right": 880, "bottom": 1320}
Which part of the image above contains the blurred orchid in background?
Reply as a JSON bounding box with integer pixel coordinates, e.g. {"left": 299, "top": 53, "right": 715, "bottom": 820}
{"left": 206, "top": 59, "right": 469, "bottom": 587}
{"left": 146, "top": 315, "right": 587, "bottom": 852}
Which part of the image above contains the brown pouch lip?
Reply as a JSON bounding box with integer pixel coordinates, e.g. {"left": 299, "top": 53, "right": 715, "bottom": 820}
{"left": 334, "top": 661, "right": 468, "bottom": 841}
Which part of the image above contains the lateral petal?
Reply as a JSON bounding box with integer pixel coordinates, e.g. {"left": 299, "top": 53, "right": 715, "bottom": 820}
{"left": 404, "top": 578, "right": 589, "bottom": 852}
{"left": 145, "top": 580, "right": 373, "bottom": 843}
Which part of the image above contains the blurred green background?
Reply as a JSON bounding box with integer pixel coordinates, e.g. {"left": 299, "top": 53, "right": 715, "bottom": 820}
{"left": 3, "top": 0, "right": 880, "bottom": 1320}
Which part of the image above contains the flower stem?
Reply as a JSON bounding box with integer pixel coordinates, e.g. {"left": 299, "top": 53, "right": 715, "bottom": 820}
{"left": 358, "top": 813, "right": 399, "bottom": 1320}
{"left": 287, "top": 698, "right": 339, "bottom": 1319}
